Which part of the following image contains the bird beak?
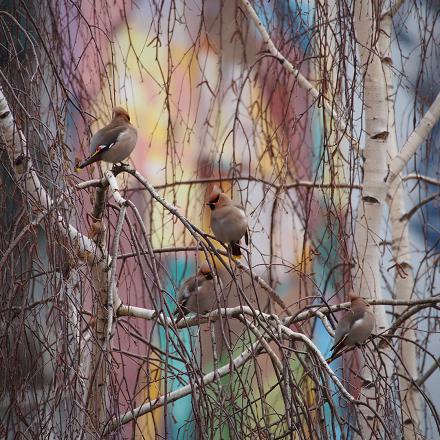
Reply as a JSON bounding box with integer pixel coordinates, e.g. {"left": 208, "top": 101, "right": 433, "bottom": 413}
{"left": 206, "top": 202, "right": 215, "bottom": 210}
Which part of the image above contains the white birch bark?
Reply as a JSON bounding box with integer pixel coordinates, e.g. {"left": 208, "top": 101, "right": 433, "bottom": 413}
{"left": 387, "top": 91, "right": 440, "bottom": 185}
{"left": 0, "top": 86, "right": 102, "bottom": 262}
{"left": 85, "top": 175, "right": 126, "bottom": 438}
{"left": 352, "top": 1, "right": 395, "bottom": 435}
{"left": 380, "top": 12, "right": 423, "bottom": 437}
{"left": 0, "top": 86, "right": 120, "bottom": 437}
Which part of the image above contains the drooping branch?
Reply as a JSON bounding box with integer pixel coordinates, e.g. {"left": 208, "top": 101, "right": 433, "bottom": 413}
{"left": 121, "top": 167, "right": 290, "bottom": 311}
{"left": 240, "top": 0, "right": 360, "bottom": 156}
{"left": 0, "top": 83, "right": 101, "bottom": 263}
{"left": 106, "top": 311, "right": 359, "bottom": 433}
{"left": 105, "top": 340, "right": 264, "bottom": 432}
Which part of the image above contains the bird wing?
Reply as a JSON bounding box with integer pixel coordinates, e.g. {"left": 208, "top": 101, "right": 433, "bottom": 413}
{"left": 330, "top": 311, "right": 354, "bottom": 352}
{"left": 173, "top": 277, "right": 199, "bottom": 317}
{"left": 234, "top": 204, "right": 249, "bottom": 246}
{"left": 90, "top": 124, "right": 128, "bottom": 154}
{"left": 345, "top": 309, "right": 374, "bottom": 345}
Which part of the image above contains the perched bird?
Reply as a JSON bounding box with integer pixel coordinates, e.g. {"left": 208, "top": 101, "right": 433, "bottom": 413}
{"left": 173, "top": 261, "right": 222, "bottom": 322}
{"left": 329, "top": 292, "right": 374, "bottom": 360}
{"left": 207, "top": 186, "right": 249, "bottom": 257}
{"left": 77, "top": 107, "right": 137, "bottom": 170}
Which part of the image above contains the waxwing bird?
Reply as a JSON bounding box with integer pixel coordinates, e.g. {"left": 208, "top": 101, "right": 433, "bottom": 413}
{"left": 77, "top": 107, "right": 137, "bottom": 170}
{"left": 173, "top": 261, "right": 222, "bottom": 323}
{"left": 207, "top": 186, "right": 249, "bottom": 257}
{"left": 329, "top": 292, "right": 374, "bottom": 360}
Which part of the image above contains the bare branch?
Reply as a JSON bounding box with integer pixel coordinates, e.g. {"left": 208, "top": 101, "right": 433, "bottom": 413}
{"left": 105, "top": 340, "right": 264, "bottom": 433}
{"left": 381, "top": 0, "right": 406, "bottom": 19}
{"left": 0, "top": 83, "right": 102, "bottom": 263}
{"left": 400, "top": 192, "right": 440, "bottom": 222}
{"left": 403, "top": 173, "right": 440, "bottom": 187}
{"left": 240, "top": 0, "right": 360, "bottom": 156}
{"left": 387, "top": 91, "right": 440, "bottom": 185}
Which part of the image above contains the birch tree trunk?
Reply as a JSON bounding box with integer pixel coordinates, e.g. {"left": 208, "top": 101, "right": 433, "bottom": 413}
{"left": 0, "top": 85, "right": 119, "bottom": 438}
{"left": 380, "top": 11, "right": 423, "bottom": 438}
{"left": 352, "top": 1, "right": 396, "bottom": 435}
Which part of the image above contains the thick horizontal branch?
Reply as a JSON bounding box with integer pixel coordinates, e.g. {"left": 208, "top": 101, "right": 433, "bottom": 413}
{"left": 118, "top": 296, "right": 440, "bottom": 330}
{"left": 117, "top": 304, "right": 274, "bottom": 328}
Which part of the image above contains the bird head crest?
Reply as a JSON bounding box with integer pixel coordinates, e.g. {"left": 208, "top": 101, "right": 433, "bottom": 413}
{"left": 207, "top": 185, "right": 222, "bottom": 209}
{"left": 349, "top": 291, "right": 370, "bottom": 308}
{"left": 349, "top": 291, "right": 360, "bottom": 302}
{"left": 198, "top": 261, "right": 213, "bottom": 278}
{"left": 112, "top": 107, "right": 130, "bottom": 122}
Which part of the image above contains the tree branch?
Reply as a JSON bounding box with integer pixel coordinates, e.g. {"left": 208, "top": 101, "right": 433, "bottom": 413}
{"left": 0, "top": 83, "right": 102, "bottom": 263}
{"left": 381, "top": 0, "right": 406, "bottom": 19}
{"left": 239, "top": 0, "right": 360, "bottom": 156}
{"left": 403, "top": 173, "right": 440, "bottom": 187}
{"left": 105, "top": 340, "right": 264, "bottom": 433}
{"left": 387, "top": 91, "right": 440, "bottom": 185}
{"left": 400, "top": 192, "right": 440, "bottom": 222}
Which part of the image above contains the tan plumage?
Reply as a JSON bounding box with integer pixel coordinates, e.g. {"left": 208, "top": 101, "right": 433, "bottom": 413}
{"left": 173, "top": 261, "right": 222, "bottom": 322}
{"left": 329, "top": 292, "right": 374, "bottom": 359}
{"left": 77, "top": 107, "right": 137, "bottom": 169}
{"left": 207, "top": 186, "right": 249, "bottom": 257}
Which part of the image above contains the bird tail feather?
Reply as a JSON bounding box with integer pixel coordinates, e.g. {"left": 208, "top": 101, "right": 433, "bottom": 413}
{"left": 77, "top": 155, "right": 98, "bottom": 170}
{"left": 230, "top": 241, "right": 242, "bottom": 257}
{"left": 173, "top": 307, "right": 186, "bottom": 324}
{"left": 77, "top": 147, "right": 108, "bottom": 170}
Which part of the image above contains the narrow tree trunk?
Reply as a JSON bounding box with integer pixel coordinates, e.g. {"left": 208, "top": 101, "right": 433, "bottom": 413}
{"left": 85, "top": 261, "right": 111, "bottom": 438}
{"left": 85, "top": 182, "right": 121, "bottom": 438}
{"left": 380, "top": 12, "right": 423, "bottom": 438}
{"left": 352, "top": 1, "right": 395, "bottom": 435}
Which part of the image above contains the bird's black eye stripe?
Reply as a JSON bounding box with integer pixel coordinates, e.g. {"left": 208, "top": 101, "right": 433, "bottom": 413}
{"left": 212, "top": 194, "right": 220, "bottom": 203}
{"left": 204, "top": 273, "right": 213, "bottom": 280}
